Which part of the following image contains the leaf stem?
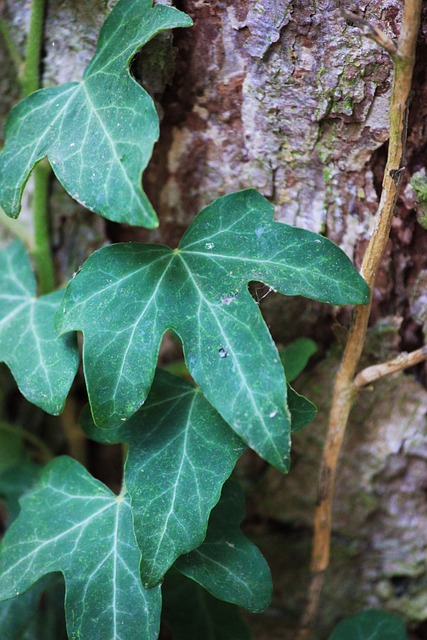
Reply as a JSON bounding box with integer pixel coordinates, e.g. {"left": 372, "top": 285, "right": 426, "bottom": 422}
{"left": 0, "top": 420, "right": 54, "bottom": 463}
{"left": 18, "top": 0, "right": 56, "bottom": 294}
{"left": 20, "top": 0, "right": 46, "bottom": 98}
{"left": 32, "top": 159, "right": 55, "bottom": 294}
{"left": 0, "top": 205, "right": 33, "bottom": 251}
{"left": 297, "top": 2, "right": 422, "bottom": 637}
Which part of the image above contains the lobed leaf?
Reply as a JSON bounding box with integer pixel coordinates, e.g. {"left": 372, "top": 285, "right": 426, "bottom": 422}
{"left": 162, "top": 569, "right": 252, "bottom": 640}
{"left": 0, "top": 0, "right": 192, "bottom": 227}
{"left": 0, "top": 457, "right": 161, "bottom": 640}
{"left": 58, "top": 190, "right": 369, "bottom": 471}
{"left": 175, "top": 480, "right": 272, "bottom": 613}
{"left": 0, "top": 242, "right": 78, "bottom": 414}
{"left": 82, "top": 369, "right": 246, "bottom": 587}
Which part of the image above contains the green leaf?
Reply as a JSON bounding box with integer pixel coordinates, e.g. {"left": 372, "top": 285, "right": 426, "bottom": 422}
{"left": 82, "top": 369, "right": 246, "bottom": 587}
{"left": 58, "top": 190, "right": 369, "bottom": 471}
{"left": 0, "top": 461, "right": 41, "bottom": 522}
{"left": 0, "top": 457, "right": 161, "bottom": 640}
{"left": 0, "top": 242, "right": 78, "bottom": 414}
{"left": 20, "top": 575, "right": 67, "bottom": 640}
{"left": 162, "top": 569, "right": 252, "bottom": 640}
{"left": 0, "top": 577, "right": 50, "bottom": 640}
{"left": 0, "top": 575, "right": 67, "bottom": 640}
{"left": 328, "top": 610, "right": 408, "bottom": 640}
{"left": 0, "top": 0, "right": 192, "bottom": 227}
{"left": 175, "top": 480, "right": 272, "bottom": 613}
{"left": 280, "top": 337, "right": 318, "bottom": 382}
{"left": 288, "top": 385, "right": 317, "bottom": 433}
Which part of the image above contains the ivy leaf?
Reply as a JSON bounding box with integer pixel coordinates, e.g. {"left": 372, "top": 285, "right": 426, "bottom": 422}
{"left": 328, "top": 610, "right": 408, "bottom": 640}
{"left": 288, "top": 385, "right": 317, "bottom": 433}
{"left": 0, "top": 0, "right": 192, "bottom": 227}
{"left": 0, "top": 461, "right": 41, "bottom": 523}
{"left": 175, "top": 480, "right": 272, "bottom": 613}
{"left": 0, "top": 457, "right": 161, "bottom": 640}
{"left": 82, "top": 369, "right": 246, "bottom": 587}
{"left": 0, "top": 578, "right": 48, "bottom": 640}
{"left": 20, "top": 575, "right": 67, "bottom": 640}
{"left": 58, "top": 190, "right": 369, "bottom": 471}
{"left": 162, "top": 569, "right": 252, "bottom": 640}
{"left": 280, "top": 337, "right": 318, "bottom": 382}
{"left": 0, "top": 242, "right": 78, "bottom": 415}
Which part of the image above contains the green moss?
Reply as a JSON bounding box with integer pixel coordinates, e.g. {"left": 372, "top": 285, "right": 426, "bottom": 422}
{"left": 410, "top": 170, "right": 427, "bottom": 229}
{"left": 410, "top": 171, "right": 427, "bottom": 201}
{"left": 323, "top": 166, "right": 333, "bottom": 182}
{"left": 341, "top": 97, "right": 354, "bottom": 115}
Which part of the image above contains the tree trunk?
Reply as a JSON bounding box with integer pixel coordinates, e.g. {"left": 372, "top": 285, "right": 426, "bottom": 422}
{"left": 1, "top": 0, "right": 427, "bottom": 637}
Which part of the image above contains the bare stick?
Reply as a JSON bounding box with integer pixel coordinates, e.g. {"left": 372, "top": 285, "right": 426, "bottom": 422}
{"left": 297, "top": 2, "right": 422, "bottom": 638}
{"left": 341, "top": 9, "right": 398, "bottom": 57}
{"left": 354, "top": 346, "right": 427, "bottom": 388}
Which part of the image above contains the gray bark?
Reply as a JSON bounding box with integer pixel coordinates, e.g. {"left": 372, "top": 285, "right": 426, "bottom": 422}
{"left": 0, "top": 1, "right": 426, "bottom": 637}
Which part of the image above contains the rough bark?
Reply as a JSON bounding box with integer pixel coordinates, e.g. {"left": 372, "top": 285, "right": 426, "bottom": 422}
{"left": 0, "top": 0, "right": 427, "bottom": 637}
{"left": 245, "top": 332, "right": 427, "bottom": 638}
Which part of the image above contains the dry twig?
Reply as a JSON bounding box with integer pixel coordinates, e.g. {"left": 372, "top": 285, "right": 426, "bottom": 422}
{"left": 355, "top": 346, "right": 427, "bottom": 388}
{"left": 341, "top": 9, "right": 399, "bottom": 57}
{"left": 297, "top": 1, "right": 423, "bottom": 638}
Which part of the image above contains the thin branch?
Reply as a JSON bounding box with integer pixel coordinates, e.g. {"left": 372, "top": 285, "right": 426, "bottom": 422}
{"left": 354, "top": 346, "right": 427, "bottom": 388}
{"left": 297, "top": 1, "right": 422, "bottom": 638}
{"left": 341, "top": 9, "right": 399, "bottom": 57}
{"left": 60, "top": 398, "right": 88, "bottom": 466}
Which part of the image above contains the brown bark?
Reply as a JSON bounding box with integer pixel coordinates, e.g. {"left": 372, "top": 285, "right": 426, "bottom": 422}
{"left": 0, "top": 0, "right": 427, "bottom": 637}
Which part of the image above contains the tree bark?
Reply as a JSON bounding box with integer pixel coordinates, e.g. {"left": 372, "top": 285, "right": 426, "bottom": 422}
{"left": 1, "top": 0, "right": 427, "bottom": 637}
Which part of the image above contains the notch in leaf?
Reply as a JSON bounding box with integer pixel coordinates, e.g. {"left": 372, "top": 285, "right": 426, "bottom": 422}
{"left": 0, "top": 0, "right": 192, "bottom": 227}
{"left": 162, "top": 570, "right": 252, "bottom": 640}
{"left": 175, "top": 479, "right": 273, "bottom": 613}
{"left": 0, "top": 457, "right": 161, "bottom": 640}
{"left": 81, "top": 369, "right": 246, "bottom": 588}
{"left": 0, "top": 241, "right": 78, "bottom": 415}
{"left": 57, "top": 189, "right": 369, "bottom": 471}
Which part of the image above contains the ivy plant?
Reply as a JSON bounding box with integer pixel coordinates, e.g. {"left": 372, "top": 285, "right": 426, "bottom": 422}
{"left": 0, "top": 0, "right": 370, "bottom": 638}
{"left": 328, "top": 610, "right": 408, "bottom": 640}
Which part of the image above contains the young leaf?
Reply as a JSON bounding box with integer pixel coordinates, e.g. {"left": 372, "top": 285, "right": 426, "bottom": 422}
{"left": 175, "top": 480, "right": 272, "bottom": 613}
{"left": 58, "top": 190, "right": 369, "bottom": 471}
{"left": 82, "top": 369, "right": 246, "bottom": 587}
{"left": 280, "top": 337, "right": 318, "bottom": 382}
{"left": 328, "top": 609, "right": 408, "bottom": 640}
{"left": 162, "top": 569, "right": 252, "bottom": 640}
{"left": 0, "top": 0, "right": 192, "bottom": 227}
{"left": 0, "top": 457, "right": 161, "bottom": 640}
{"left": 0, "top": 242, "right": 78, "bottom": 415}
